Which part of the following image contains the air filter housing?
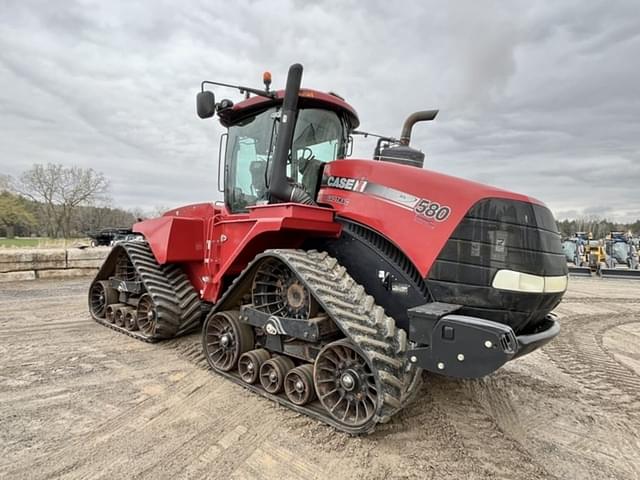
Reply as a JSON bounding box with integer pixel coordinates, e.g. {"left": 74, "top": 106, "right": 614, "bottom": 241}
{"left": 377, "top": 144, "right": 425, "bottom": 168}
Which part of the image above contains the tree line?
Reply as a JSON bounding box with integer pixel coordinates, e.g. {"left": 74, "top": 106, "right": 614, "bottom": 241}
{"left": 556, "top": 218, "right": 640, "bottom": 240}
{"left": 0, "top": 164, "right": 139, "bottom": 238}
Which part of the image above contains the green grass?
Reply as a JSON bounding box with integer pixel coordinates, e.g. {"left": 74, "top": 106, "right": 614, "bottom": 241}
{"left": 0, "top": 237, "right": 89, "bottom": 249}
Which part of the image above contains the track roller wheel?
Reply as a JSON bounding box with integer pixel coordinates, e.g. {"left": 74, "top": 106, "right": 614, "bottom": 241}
{"left": 114, "top": 306, "right": 129, "bottom": 327}
{"left": 238, "top": 349, "right": 271, "bottom": 384}
{"left": 260, "top": 356, "right": 295, "bottom": 394}
{"left": 124, "top": 309, "right": 138, "bottom": 331}
{"left": 285, "top": 364, "right": 316, "bottom": 406}
{"left": 89, "top": 280, "right": 118, "bottom": 318}
{"left": 105, "top": 303, "right": 124, "bottom": 324}
{"left": 203, "top": 311, "right": 254, "bottom": 372}
{"left": 314, "top": 339, "right": 380, "bottom": 428}
{"left": 136, "top": 294, "right": 157, "bottom": 336}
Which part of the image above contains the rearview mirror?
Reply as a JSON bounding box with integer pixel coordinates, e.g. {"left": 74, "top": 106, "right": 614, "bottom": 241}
{"left": 197, "top": 90, "right": 216, "bottom": 119}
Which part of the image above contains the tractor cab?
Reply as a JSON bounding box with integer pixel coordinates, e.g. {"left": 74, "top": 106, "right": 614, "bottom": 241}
{"left": 221, "top": 103, "right": 348, "bottom": 212}
{"left": 196, "top": 71, "right": 359, "bottom": 213}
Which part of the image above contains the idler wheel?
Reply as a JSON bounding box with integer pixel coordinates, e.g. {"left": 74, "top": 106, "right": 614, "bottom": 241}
{"left": 260, "top": 356, "right": 295, "bottom": 394}
{"left": 136, "top": 294, "right": 156, "bottom": 336}
{"left": 89, "top": 280, "right": 117, "bottom": 318}
{"left": 314, "top": 339, "right": 379, "bottom": 428}
{"left": 285, "top": 364, "right": 316, "bottom": 406}
{"left": 238, "top": 349, "right": 271, "bottom": 384}
{"left": 203, "top": 311, "right": 254, "bottom": 372}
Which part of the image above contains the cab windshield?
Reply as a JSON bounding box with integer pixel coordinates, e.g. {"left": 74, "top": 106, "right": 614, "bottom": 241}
{"left": 225, "top": 107, "right": 345, "bottom": 212}
{"left": 611, "top": 242, "right": 629, "bottom": 261}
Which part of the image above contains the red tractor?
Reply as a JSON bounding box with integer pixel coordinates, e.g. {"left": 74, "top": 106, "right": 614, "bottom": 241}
{"left": 89, "top": 64, "right": 567, "bottom": 433}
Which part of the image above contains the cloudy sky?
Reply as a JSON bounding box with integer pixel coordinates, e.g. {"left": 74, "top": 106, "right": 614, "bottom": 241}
{"left": 1, "top": 1, "right": 639, "bottom": 220}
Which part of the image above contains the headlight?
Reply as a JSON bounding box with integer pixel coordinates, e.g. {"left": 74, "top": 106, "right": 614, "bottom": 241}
{"left": 492, "top": 270, "right": 568, "bottom": 293}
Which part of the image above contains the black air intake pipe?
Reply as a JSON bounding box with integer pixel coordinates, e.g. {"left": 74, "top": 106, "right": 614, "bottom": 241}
{"left": 399, "top": 110, "right": 439, "bottom": 145}
{"left": 268, "top": 63, "right": 315, "bottom": 205}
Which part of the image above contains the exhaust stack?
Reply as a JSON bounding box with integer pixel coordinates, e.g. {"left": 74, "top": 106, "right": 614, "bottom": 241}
{"left": 268, "top": 63, "right": 315, "bottom": 205}
{"left": 399, "top": 110, "right": 439, "bottom": 145}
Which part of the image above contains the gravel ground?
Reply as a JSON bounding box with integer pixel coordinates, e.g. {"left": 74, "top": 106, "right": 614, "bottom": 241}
{"left": 0, "top": 277, "right": 638, "bottom": 479}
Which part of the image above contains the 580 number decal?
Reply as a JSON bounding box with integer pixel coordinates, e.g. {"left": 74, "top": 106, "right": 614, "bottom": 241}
{"left": 414, "top": 199, "right": 451, "bottom": 222}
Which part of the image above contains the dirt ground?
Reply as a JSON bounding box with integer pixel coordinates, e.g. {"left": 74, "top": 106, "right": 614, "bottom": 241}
{"left": 1, "top": 277, "right": 639, "bottom": 479}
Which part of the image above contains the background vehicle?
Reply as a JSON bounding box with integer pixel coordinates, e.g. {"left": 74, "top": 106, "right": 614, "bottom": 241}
{"left": 561, "top": 238, "right": 578, "bottom": 264}
{"left": 87, "top": 228, "right": 138, "bottom": 247}
{"left": 585, "top": 240, "right": 608, "bottom": 272}
{"left": 601, "top": 232, "right": 640, "bottom": 278}
{"left": 562, "top": 233, "right": 591, "bottom": 276}
{"left": 88, "top": 64, "right": 567, "bottom": 433}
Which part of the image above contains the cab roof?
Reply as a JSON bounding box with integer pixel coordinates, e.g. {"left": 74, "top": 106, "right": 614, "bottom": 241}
{"left": 217, "top": 88, "right": 360, "bottom": 129}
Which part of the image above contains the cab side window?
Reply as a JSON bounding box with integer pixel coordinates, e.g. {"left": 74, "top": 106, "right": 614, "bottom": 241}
{"left": 225, "top": 108, "right": 275, "bottom": 212}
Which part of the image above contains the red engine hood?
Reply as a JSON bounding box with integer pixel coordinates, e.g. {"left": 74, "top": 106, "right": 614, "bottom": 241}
{"left": 318, "top": 159, "right": 547, "bottom": 277}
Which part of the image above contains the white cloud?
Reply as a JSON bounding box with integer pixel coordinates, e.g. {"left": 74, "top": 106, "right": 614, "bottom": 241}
{"left": 0, "top": 0, "right": 638, "bottom": 221}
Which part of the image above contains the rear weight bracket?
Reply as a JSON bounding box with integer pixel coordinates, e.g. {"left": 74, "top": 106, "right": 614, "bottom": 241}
{"left": 407, "top": 303, "right": 517, "bottom": 378}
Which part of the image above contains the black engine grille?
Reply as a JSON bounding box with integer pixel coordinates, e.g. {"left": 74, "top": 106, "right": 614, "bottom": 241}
{"left": 426, "top": 198, "right": 567, "bottom": 334}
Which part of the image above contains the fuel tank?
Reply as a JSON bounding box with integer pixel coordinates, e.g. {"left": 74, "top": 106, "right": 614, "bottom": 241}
{"left": 316, "top": 159, "right": 567, "bottom": 335}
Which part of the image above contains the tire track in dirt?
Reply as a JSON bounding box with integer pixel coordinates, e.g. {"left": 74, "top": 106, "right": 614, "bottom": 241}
{"left": 164, "top": 333, "right": 209, "bottom": 370}
{"left": 541, "top": 298, "right": 640, "bottom": 478}
{"left": 5, "top": 365, "right": 263, "bottom": 479}
{"left": 428, "top": 376, "right": 554, "bottom": 480}
{"left": 466, "top": 369, "right": 640, "bottom": 480}
{"left": 545, "top": 312, "right": 640, "bottom": 414}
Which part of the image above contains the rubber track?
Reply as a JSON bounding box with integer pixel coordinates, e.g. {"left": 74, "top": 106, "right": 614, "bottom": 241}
{"left": 206, "top": 249, "right": 421, "bottom": 433}
{"left": 89, "top": 242, "right": 202, "bottom": 341}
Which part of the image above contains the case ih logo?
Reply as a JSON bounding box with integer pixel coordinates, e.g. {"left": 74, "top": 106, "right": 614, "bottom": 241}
{"left": 325, "top": 176, "right": 368, "bottom": 192}
{"left": 322, "top": 175, "right": 452, "bottom": 222}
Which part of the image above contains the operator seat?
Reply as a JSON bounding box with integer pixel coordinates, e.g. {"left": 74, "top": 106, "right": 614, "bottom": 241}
{"left": 250, "top": 160, "right": 268, "bottom": 199}
{"left": 298, "top": 156, "right": 325, "bottom": 197}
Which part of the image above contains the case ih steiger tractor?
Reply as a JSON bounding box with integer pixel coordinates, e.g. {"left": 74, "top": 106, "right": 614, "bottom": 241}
{"left": 89, "top": 64, "right": 568, "bottom": 433}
